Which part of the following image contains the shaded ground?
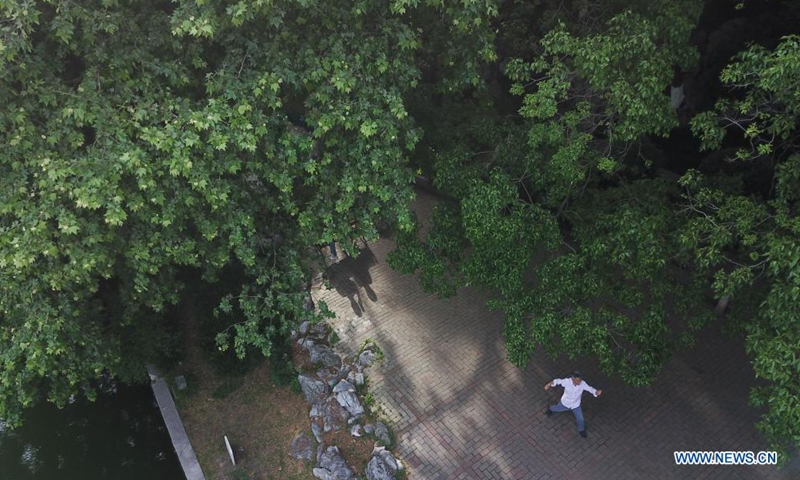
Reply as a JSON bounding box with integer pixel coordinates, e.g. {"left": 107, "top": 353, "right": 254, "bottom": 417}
{"left": 171, "top": 297, "right": 314, "bottom": 480}
{"left": 312, "top": 186, "right": 800, "bottom": 480}
{"left": 173, "top": 360, "right": 314, "bottom": 480}
{"left": 173, "top": 289, "right": 383, "bottom": 480}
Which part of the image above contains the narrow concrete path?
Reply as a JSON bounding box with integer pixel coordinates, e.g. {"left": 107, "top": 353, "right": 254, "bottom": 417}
{"left": 148, "top": 366, "right": 205, "bottom": 480}
{"left": 311, "top": 188, "right": 799, "bottom": 479}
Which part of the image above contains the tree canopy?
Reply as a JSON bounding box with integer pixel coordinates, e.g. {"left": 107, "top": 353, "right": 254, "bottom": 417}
{"left": 687, "top": 34, "right": 800, "bottom": 456}
{"left": 392, "top": 0, "right": 706, "bottom": 383}
{"left": 0, "top": 0, "right": 493, "bottom": 425}
{"left": 1, "top": 0, "right": 799, "bottom": 461}
{"left": 389, "top": 0, "right": 800, "bottom": 459}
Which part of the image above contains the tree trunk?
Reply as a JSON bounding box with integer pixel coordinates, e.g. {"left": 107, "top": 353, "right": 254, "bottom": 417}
{"left": 715, "top": 295, "right": 730, "bottom": 316}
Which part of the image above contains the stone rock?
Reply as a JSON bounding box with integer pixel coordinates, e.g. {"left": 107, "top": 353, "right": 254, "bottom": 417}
{"left": 350, "top": 424, "right": 362, "bottom": 437}
{"left": 374, "top": 421, "right": 391, "bottom": 446}
{"left": 333, "top": 380, "right": 364, "bottom": 417}
{"left": 670, "top": 84, "right": 685, "bottom": 109}
{"left": 310, "top": 344, "right": 342, "bottom": 368}
{"left": 311, "top": 322, "right": 328, "bottom": 336}
{"left": 347, "top": 416, "right": 359, "bottom": 425}
{"left": 363, "top": 424, "right": 375, "bottom": 434}
{"left": 302, "top": 296, "right": 314, "bottom": 312}
{"left": 315, "top": 446, "right": 355, "bottom": 480}
{"left": 174, "top": 375, "right": 187, "bottom": 390}
{"left": 319, "top": 367, "right": 349, "bottom": 388}
{"left": 300, "top": 338, "right": 316, "bottom": 350}
{"left": 337, "top": 365, "right": 351, "bottom": 381}
{"left": 337, "top": 391, "right": 364, "bottom": 417}
{"left": 311, "top": 421, "right": 323, "bottom": 444}
{"left": 317, "top": 443, "right": 325, "bottom": 463}
{"left": 312, "top": 467, "right": 332, "bottom": 480}
{"left": 317, "top": 368, "right": 336, "bottom": 385}
{"left": 358, "top": 350, "right": 376, "bottom": 367}
{"left": 366, "top": 446, "right": 401, "bottom": 480}
{"left": 299, "top": 320, "right": 310, "bottom": 335}
{"left": 333, "top": 379, "right": 354, "bottom": 394}
{"left": 299, "top": 375, "right": 329, "bottom": 404}
{"left": 347, "top": 371, "right": 364, "bottom": 386}
{"left": 322, "top": 396, "right": 349, "bottom": 432}
{"left": 291, "top": 432, "right": 314, "bottom": 461}
{"left": 310, "top": 403, "right": 323, "bottom": 418}
{"left": 323, "top": 354, "right": 342, "bottom": 369}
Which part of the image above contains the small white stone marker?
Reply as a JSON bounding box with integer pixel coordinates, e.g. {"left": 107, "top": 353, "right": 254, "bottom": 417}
{"left": 224, "top": 435, "right": 236, "bottom": 466}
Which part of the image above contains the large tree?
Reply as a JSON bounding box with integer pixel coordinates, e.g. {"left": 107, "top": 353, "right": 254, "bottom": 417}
{"left": 687, "top": 34, "right": 800, "bottom": 459}
{"left": 0, "top": 0, "right": 496, "bottom": 425}
{"left": 391, "top": 0, "right": 800, "bottom": 459}
{"left": 391, "top": 0, "right": 706, "bottom": 384}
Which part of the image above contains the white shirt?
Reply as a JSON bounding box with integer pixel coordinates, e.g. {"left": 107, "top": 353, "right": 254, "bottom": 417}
{"left": 552, "top": 378, "right": 598, "bottom": 409}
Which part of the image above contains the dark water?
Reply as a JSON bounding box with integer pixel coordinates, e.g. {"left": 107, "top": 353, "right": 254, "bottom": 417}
{"left": 0, "top": 380, "right": 183, "bottom": 480}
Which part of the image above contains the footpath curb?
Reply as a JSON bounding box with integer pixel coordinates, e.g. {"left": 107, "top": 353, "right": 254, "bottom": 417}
{"left": 147, "top": 364, "right": 206, "bottom": 480}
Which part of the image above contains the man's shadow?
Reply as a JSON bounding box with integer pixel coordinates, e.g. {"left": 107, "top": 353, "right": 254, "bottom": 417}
{"left": 323, "top": 246, "right": 378, "bottom": 316}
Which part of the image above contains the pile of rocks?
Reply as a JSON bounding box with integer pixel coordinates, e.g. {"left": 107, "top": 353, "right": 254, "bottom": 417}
{"left": 290, "top": 319, "right": 402, "bottom": 480}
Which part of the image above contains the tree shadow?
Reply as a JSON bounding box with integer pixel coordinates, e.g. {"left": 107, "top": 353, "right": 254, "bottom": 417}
{"left": 312, "top": 185, "right": 800, "bottom": 479}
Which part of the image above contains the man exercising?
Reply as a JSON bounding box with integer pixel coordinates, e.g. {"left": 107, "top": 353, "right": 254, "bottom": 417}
{"left": 544, "top": 371, "right": 602, "bottom": 438}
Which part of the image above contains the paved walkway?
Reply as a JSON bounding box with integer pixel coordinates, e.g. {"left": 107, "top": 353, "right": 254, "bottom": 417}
{"left": 311, "top": 188, "right": 800, "bottom": 479}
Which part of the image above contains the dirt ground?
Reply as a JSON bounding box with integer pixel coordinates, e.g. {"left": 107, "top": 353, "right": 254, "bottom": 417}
{"left": 173, "top": 359, "right": 315, "bottom": 480}
{"left": 167, "top": 292, "right": 314, "bottom": 480}
{"left": 169, "top": 286, "right": 380, "bottom": 480}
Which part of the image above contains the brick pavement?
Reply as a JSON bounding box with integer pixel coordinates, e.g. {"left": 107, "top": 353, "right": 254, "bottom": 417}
{"left": 311, "top": 188, "right": 800, "bottom": 480}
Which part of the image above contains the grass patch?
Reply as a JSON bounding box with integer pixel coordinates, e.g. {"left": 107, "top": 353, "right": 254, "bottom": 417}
{"left": 358, "top": 339, "right": 384, "bottom": 363}
{"left": 395, "top": 466, "right": 407, "bottom": 480}
{"left": 169, "top": 371, "right": 199, "bottom": 408}
{"left": 382, "top": 422, "right": 397, "bottom": 449}
{"left": 355, "top": 377, "right": 369, "bottom": 396}
{"left": 270, "top": 336, "right": 299, "bottom": 389}
{"left": 211, "top": 377, "right": 244, "bottom": 400}
{"left": 177, "top": 360, "right": 315, "bottom": 480}
{"left": 329, "top": 330, "right": 340, "bottom": 346}
{"left": 231, "top": 468, "right": 251, "bottom": 480}
{"left": 175, "top": 269, "right": 316, "bottom": 480}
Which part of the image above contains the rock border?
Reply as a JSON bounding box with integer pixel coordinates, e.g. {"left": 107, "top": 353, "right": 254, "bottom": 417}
{"left": 290, "top": 298, "right": 403, "bottom": 480}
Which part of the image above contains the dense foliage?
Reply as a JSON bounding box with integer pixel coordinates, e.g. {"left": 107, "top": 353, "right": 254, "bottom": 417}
{"left": 1, "top": 0, "right": 799, "bottom": 461}
{"left": 389, "top": 0, "right": 800, "bottom": 459}
{"left": 0, "top": 0, "right": 492, "bottom": 425}
{"left": 688, "top": 34, "right": 800, "bottom": 457}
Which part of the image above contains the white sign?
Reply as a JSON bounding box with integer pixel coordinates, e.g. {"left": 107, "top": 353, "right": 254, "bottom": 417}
{"left": 224, "top": 435, "right": 236, "bottom": 466}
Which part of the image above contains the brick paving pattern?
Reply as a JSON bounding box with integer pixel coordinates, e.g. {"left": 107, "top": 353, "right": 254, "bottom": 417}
{"left": 311, "top": 188, "right": 800, "bottom": 480}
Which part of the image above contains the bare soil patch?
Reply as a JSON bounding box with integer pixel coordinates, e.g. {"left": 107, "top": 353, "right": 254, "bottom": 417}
{"left": 170, "top": 287, "right": 384, "bottom": 479}
{"left": 321, "top": 426, "right": 375, "bottom": 476}
{"left": 173, "top": 359, "right": 315, "bottom": 480}
{"left": 170, "top": 292, "right": 314, "bottom": 480}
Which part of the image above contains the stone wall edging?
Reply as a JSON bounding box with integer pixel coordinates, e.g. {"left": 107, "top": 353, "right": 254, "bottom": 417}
{"left": 290, "top": 307, "right": 404, "bottom": 480}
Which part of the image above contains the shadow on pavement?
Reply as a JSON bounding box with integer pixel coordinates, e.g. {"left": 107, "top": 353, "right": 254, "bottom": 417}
{"left": 323, "top": 245, "right": 379, "bottom": 316}
{"left": 314, "top": 186, "right": 800, "bottom": 479}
